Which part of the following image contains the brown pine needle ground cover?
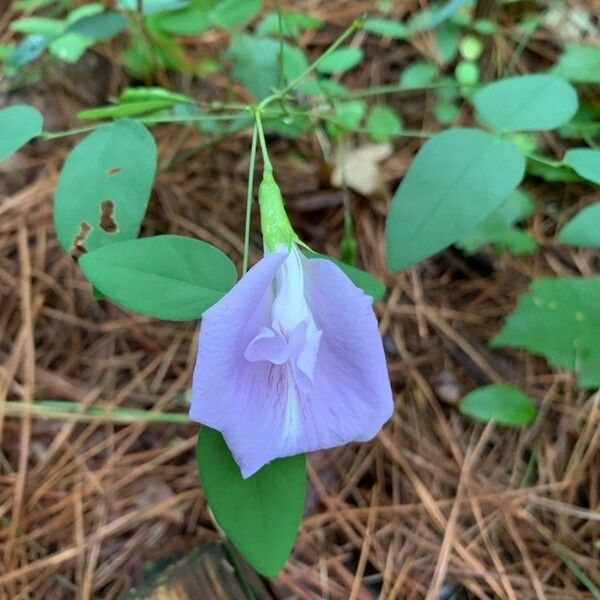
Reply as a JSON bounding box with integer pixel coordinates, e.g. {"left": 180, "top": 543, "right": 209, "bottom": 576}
{"left": 1, "top": 1, "right": 600, "bottom": 598}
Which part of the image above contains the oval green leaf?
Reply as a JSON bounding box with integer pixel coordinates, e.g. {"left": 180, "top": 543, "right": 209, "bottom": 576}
{"left": 367, "top": 105, "right": 403, "bottom": 142}
{"left": 54, "top": 119, "right": 157, "bottom": 254}
{"left": 552, "top": 44, "right": 600, "bottom": 84}
{"left": 460, "top": 384, "right": 536, "bottom": 426}
{"left": 316, "top": 47, "right": 363, "bottom": 74}
{"left": 66, "top": 12, "right": 127, "bottom": 41}
{"left": 473, "top": 74, "right": 578, "bottom": 132}
{"left": 559, "top": 204, "right": 600, "bottom": 247}
{"left": 209, "top": 0, "right": 262, "bottom": 30}
{"left": 79, "top": 235, "right": 237, "bottom": 320}
{"left": 228, "top": 35, "right": 309, "bottom": 100}
{"left": 0, "top": 104, "right": 44, "bottom": 162}
{"left": 386, "top": 128, "right": 525, "bottom": 271}
{"left": 363, "top": 17, "right": 407, "bottom": 39}
{"left": 564, "top": 148, "right": 600, "bottom": 184}
{"left": 197, "top": 427, "right": 306, "bottom": 577}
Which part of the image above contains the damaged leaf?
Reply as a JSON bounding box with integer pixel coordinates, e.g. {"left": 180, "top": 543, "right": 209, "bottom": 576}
{"left": 54, "top": 119, "right": 157, "bottom": 254}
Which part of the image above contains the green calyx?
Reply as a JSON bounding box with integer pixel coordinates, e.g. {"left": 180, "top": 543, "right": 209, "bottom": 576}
{"left": 258, "top": 172, "right": 299, "bottom": 252}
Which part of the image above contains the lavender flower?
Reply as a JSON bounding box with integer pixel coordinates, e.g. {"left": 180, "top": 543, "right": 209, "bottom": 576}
{"left": 190, "top": 174, "right": 393, "bottom": 478}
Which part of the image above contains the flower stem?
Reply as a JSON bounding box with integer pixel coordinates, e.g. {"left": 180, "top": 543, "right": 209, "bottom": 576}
{"left": 254, "top": 112, "right": 273, "bottom": 174}
{"left": 243, "top": 123, "right": 258, "bottom": 275}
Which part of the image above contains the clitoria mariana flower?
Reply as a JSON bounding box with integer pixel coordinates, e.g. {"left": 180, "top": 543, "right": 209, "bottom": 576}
{"left": 190, "top": 173, "right": 393, "bottom": 477}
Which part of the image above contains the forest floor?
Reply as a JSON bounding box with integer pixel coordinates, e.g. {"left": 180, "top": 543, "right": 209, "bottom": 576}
{"left": 1, "top": 0, "right": 599, "bottom": 598}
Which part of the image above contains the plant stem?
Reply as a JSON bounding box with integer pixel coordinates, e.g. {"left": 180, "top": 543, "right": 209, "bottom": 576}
{"left": 243, "top": 124, "right": 258, "bottom": 275}
{"left": 254, "top": 112, "right": 272, "bottom": 174}
{"left": 4, "top": 400, "right": 189, "bottom": 424}
{"left": 257, "top": 17, "right": 365, "bottom": 111}
{"left": 330, "top": 80, "right": 475, "bottom": 100}
{"left": 39, "top": 112, "right": 248, "bottom": 140}
{"left": 275, "top": 0, "right": 285, "bottom": 90}
{"left": 524, "top": 152, "right": 563, "bottom": 168}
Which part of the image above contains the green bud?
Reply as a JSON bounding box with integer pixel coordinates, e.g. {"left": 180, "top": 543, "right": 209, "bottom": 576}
{"left": 454, "top": 60, "right": 480, "bottom": 86}
{"left": 459, "top": 35, "right": 483, "bottom": 61}
{"left": 258, "top": 172, "right": 298, "bottom": 252}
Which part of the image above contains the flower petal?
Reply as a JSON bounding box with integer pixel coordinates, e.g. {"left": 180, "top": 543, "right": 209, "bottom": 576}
{"left": 245, "top": 326, "right": 289, "bottom": 364}
{"left": 189, "top": 251, "right": 287, "bottom": 429}
{"left": 288, "top": 322, "right": 322, "bottom": 393}
{"left": 300, "top": 256, "right": 393, "bottom": 446}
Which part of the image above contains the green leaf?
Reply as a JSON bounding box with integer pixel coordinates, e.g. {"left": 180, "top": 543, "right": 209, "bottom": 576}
{"left": 560, "top": 106, "right": 600, "bottom": 140}
{"left": 473, "top": 74, "right": 578, "bottom": 132}
{"left": 304, "top": 250, "right": 386, "bottom": 302}
{"left": 256, "top": 11, "right": 322, "bottom": 37}
{"left": 552, "top": 44, "right": 600, "bottom": 84}
{"left": 564, "top": 148, "right": 600, "bottom": 184}
{"left": 460, "top": 384, "right": 536, "bottom": 426}
{"left": 119, "top": 87, "right": 194, "bottom": 105}
{"left": 149, "top": 0, "right": 218, "bottom": 34}
{"left": 386, "top": 128, "right": 525, "bottom": 271}
{"left": 454, "top": 60, "right": 479, "bottom": 86}
{"left": 433, "top": 101, "right": 459, "bottom": 124}
{"left": 11, "top": 17, "right": 65, "bottom": 36}
{"left": 472, "top": 19, "right": 497, "bottom": 34}
{"left": 49, "top": 33, "right": 90, "bottom": 63}
{"left": 77, "top": 87, "right": 194, "bottom": 119}
{"left": 77, "top": 100, "right": 176, "bottom": 120}
{"left": 363, "top": 17, "right": 407, "bottom": 39}
{"left": 228, "top": 35, "right": 308, "bottom": 100}
{"left": 209, "top": 0, "right": 262, "bottom": 29}
{"left": 5, "top": 34, "right": 50, "bottom": 69}
{"left": 316, "top": 47, "right": 363, "bottom": 74}
{"left": 54, "top": 120, "right": 157, "bottom": 254}
{"left": 0, "top": 104, "right": 43, "bottom": 162}
{"left": 366, "top": 105, "right": 403, "bottom": 142}
{"left": 527, "top": 158, "right": 585, "bottom": 183}
{"left": 559, "top": 204, "right": 600, "bottom": 247}
{"left": 327, "top": 100, "right": 366, "bottom": 133}
{"left": 492, "top": 277, "right": 600, "bottom": 388}
{"left": 66, "top": 12, "right": 127, "bottom": 41}
{"left": 65, "top": 3, "right": 105, "bottom": 25}
{"left": 79, "top": 235, "right": 237, "bottom": 320}
{"left": 297, "top": 78, "right": 348, "bottom": 98}
{"left": 435, "top": 21, "right": 460, "bottom": 63}
{"left": 118, "top": 0, "right": 191, "bottom": 15}
{"left": 399, "top": 61, "right": 438, "bottom": 89}
{"left": 426, "top": 0, "right": 469, "bottom": 30}
{"left": 458, "top": 189, "right": 537, "bottom": 256}
{"left": 197, "top": 427, "right": 306, "bottom": 577}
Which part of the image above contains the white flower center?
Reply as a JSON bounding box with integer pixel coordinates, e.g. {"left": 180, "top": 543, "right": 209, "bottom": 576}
{"left": 271, "top": 245, "right": 316, "bottom": 336}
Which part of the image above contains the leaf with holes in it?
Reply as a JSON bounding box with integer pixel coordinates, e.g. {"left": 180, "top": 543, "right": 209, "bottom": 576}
{"left": 386, "top": 128, "right": 525, "bottom": 271}
{"left": 197, "top": 426, "right": 306, "bottom": 577}
{"left": 54, "top": 119, "right": 157, "bottom": 256}
{"left": 79, "top": 235, "right": 237, "bottom": 320}
{"left": 473, "top": 74, "right": 578, "bottom": 132}
{"left": 492, "top": 277, "right": 600, "bottom": 388}
{"left": 0, "top": 104, "right": 43, "bottom": 162}
{"left": 460, "top": 384, "right": 536, "bottom": 426}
